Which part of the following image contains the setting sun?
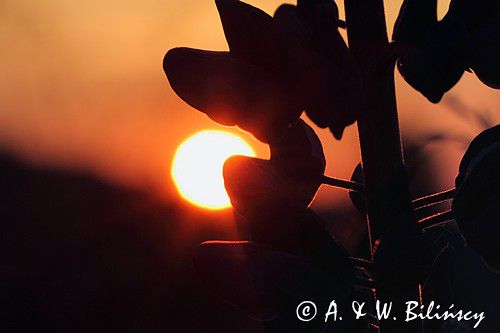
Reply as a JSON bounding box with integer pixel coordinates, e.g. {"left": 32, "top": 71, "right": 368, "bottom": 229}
{"left": 172, "top": 130, "right": 255, "bottom": 210}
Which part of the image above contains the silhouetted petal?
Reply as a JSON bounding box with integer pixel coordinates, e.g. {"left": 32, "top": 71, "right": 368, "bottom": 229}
{"left": 193, "top": 241, "right": 354, "bottom": 331}
{"left": 223, "top": 154, "right": 321, "bottom": 215}
{"left": 223, "top": 120, "right": 324, "bottom": 214}
{"left": 224, "top": 156, "right": 283, "bottom": 212}
{"left": 394, "top": 0, "right": 500, "bottom": 101}
{"left": 300, "top": 52, "right": 364, "bottom": 139}
{"left": 393, "top": 0, "right": 437, "bottom": 53}
{"left": 217, "top": 0, "right": 363, "bottom": 140}
{"left": 216, "top": 0, "right": 302, "bottom": 80}
{"left": 276, "top": 3, "right": 364, "bottom": 139}
{"left": 239, "top": 209, "right": 355, "bottom": 288}
{"left": 395, "top": 9, "right": 468, "bottom": 103}
{"left": 221, "top": 121, "right": 354, "bottom": 286}
{"left": 270, "top": 119, "right": 326, "bottom": 178}
{"left": 163, "top": 48, "right": 301, "bottom": 142}
{"left": 273, "top": 4, "right": 307, "bottom": 41}
{"left": 296, "top": 0, "right": 341, "bottom": 59}
{"left": 216, "top": 0, "right": 272, "bottom": 59}
{"left": 452, "top": 125, "right": 500, "bottom": 270}
{"left": 422, "top": 246, "right": 460, "bottom": 332}
{"left": 455, "top": 125, "right": 500, "bottom": 186}
{"left": 468, "top": 12, "right": 500, "bottom": 88}
{"left": 297, "top": 0, "right": 339, "bottom": 24}
{"left": 423, "top": 245, "right": 456, "bottom": 307}
{"left": 448, "top": 0, "right": 500, "bottom": 32}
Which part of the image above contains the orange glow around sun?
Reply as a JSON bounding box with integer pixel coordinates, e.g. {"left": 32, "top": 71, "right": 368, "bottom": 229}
{"left": 172, "top": 130, "right": 255, "bottom": 210}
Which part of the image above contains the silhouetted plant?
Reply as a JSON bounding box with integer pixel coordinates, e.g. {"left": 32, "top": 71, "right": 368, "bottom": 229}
{"left": 164, "top": 0, "right": 499, "bottom": 332}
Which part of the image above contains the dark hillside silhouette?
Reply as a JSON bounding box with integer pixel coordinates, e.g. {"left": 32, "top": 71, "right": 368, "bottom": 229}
{"left": 0, "top": 153, "right": 263, "bottom": 332}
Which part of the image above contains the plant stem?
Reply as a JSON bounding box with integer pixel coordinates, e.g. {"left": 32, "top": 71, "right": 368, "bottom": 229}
{"left": 344, "top": 0, "right": 408, "bottom": 241}
{"left": 344, "top": 0, "right": 418, "bottom": 332}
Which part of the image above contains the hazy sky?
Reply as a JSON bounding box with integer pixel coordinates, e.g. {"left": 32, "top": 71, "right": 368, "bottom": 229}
{"left": 1, "top": 0, "right": 498, "bottom": 206}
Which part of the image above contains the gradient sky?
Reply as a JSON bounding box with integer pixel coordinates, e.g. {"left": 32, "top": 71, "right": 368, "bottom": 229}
{"left": 1, "top": 0, "right": 498, "bottom": 208}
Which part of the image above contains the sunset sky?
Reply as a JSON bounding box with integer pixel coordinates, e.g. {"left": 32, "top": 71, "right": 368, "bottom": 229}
{"left": 1, "top": 0, "right": 499, "bottom": 209}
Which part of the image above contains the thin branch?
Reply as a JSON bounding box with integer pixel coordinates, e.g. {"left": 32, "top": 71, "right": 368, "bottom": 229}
{"left": 321, "top": 175, "right": 364, "bottom": 193}
{"left": 349, "top": 256, "right": 373, "bottom": 269}
{"left": 418, "top": 210, "right": 454, "bottom": 229}
{"left": 422, "top": 221, "right": 454, "bottom": 231}
{"left": 411, "top": 188, "right": 456, "bottom": 210}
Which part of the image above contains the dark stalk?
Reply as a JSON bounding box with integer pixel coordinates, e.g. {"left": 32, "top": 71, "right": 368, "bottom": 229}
{"left": 344, "top": 0, "right": 418, "bottom": 332}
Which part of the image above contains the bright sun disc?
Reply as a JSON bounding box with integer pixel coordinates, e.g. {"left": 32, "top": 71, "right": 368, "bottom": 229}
{"left": 172, "top": 130, "right": 255, "bottom": 210}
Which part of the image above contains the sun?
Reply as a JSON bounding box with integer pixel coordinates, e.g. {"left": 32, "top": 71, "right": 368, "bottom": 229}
{"left": 172, "top": 130, "right": 255, "bottom": 210}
